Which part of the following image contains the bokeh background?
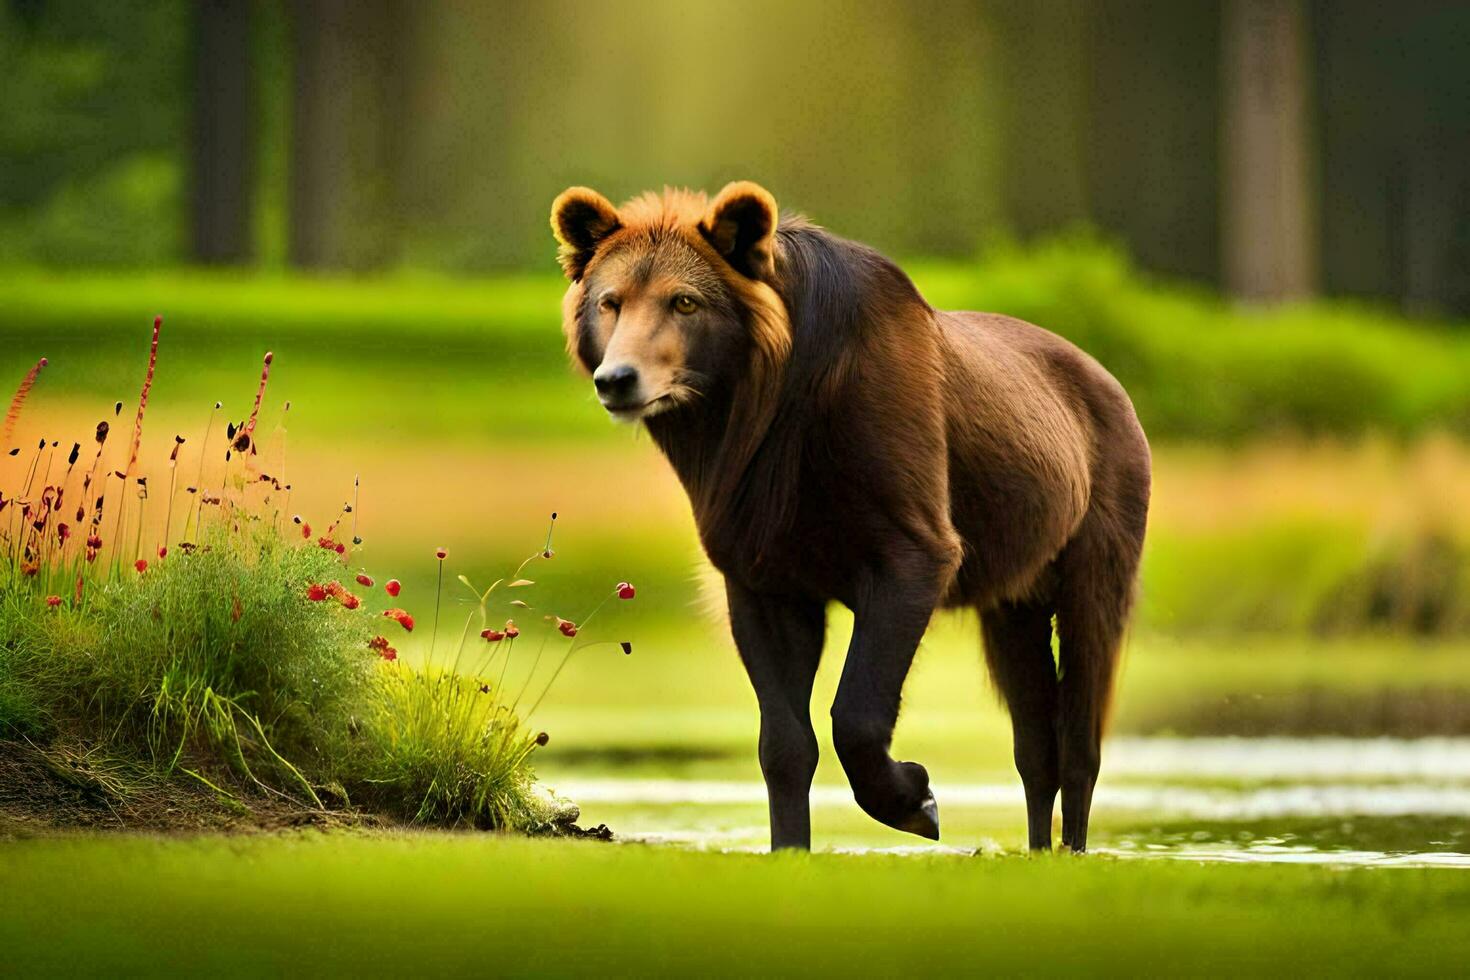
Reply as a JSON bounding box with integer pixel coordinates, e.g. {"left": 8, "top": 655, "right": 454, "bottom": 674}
{"left": 3, "top": 0, "right": 1469, "bottom": 852}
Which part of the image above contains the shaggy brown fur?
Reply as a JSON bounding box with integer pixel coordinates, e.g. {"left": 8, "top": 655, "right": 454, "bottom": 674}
{"left": 551, "top": 182, "right": 1151, "bottom": 852}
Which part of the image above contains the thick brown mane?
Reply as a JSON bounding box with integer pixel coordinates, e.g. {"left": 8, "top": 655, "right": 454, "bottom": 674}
{"left": 571, "top": 189, "right": 797, "bottom": 558}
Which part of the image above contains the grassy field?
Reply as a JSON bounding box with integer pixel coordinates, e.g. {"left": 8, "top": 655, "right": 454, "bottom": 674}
{"left": 3, "top": 833, "right": 1469, "bottom": 976}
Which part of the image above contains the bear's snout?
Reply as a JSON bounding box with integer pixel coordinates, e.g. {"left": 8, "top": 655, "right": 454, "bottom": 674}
{"left": 593, "top": 363, "right": 641, "bottom": 409}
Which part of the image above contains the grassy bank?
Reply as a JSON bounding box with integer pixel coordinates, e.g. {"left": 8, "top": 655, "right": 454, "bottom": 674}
{"left": 3, "top": 834, "right": 1469, "bottom": 976}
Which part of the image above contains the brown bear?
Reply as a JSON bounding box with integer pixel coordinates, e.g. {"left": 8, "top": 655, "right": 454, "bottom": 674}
{"left": 551, "top": 182, "right": 1151, "bottom": 852}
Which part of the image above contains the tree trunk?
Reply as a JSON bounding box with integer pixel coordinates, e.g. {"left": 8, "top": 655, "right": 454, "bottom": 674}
{"left": 191, "top": 0, "right": 253, "bottom": 265}
{"left": 288, "top": 0, "right": 403, "bottom": 271}
{"left": 1221, "top": 0, "right": 1317, "bottom": 302}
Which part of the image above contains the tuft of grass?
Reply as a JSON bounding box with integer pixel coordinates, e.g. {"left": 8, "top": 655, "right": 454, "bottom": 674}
{"left": 347, "top": 666, "right": 550, "bottom": 829}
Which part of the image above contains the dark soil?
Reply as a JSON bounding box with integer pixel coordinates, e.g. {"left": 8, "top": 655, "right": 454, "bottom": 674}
{"left": 0, "top": 740, "right": 610, "bottom": 840}
{"left": 0, "top": 740, "right": 373, "bottom": 838}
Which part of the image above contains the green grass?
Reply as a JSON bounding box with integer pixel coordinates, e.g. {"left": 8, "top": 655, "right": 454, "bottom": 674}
{"left": 2, "top": 833, "right": 1469, "bottom": 976}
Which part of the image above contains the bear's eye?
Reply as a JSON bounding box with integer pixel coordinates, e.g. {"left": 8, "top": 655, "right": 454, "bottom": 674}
{"left": 672, "top": 295, "right": 698, "bottom": 315}
{"left": 598, "top": 294, "right": 620, "bottom": 314}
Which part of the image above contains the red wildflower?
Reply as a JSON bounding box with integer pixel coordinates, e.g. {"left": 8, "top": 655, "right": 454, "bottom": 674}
{"left": 86, "top": 534, "right": 102, "bottom": 549}
{"left": 368, "top": 635, "right": 390, "bottom": 652}
{"left": 339, "top": 592, "right": 361, "bottom": 611}
{"left": 356, "top": 573, "right": 374, "bottom": 587}
{"left": 504, "top": 620, "right": 520, "bottom": 638}
{"left": 306, "top": 583, "right": 328, "bottom": 602}
{"left": 435, "top": 547, "right": 447, "bottom": 560}
{"left": 335, "top": 543, "right": 346, "bottom": 555}
{"left": 157, "top": 545, "right": 167, "bottom": 559}
{"left": 325, "top": 581, "right": 346, "bottom": 600}
{"left": 301, "top": 522, "right": 312, "bottom": 539}
{"left": 20, "top": 562, "right": 38, "bottom": 577}
{"left": 557, "top": 618, "right": 578, "bottom": 638}
{"left": 384, "top": 579, "right": 401, "bottom": 597}
{"left": 318, "top": 536, "right": 336, "bottom": 550}
{"left": 381, "top": 647, "right": 398, "bottom": 662}
{"left": 383, "top": 608, "right": 414, "bottom": 632}
{"left": 45, "top": 595, "right": 62, "bottom": 608}
{"left": 617, "top": 581, "right": 636, "bottom": 600}
{"left": 57, "top": 522, "right": 71, "bottom": 545}
{"left": 134, "top": 559, "right": 148, "bottom": 574}
{"left": 481, "top": 628, "right": 505, "bottom": 642}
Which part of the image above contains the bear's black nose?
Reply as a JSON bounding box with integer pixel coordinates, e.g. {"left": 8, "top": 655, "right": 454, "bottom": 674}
{"left": 593, "top": 364, "right": 640, "bottom": 403}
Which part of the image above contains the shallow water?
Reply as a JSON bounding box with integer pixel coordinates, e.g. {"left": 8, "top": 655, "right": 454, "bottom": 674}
{"left": 554, "top": 737, "right": 1470, "bottom": 867}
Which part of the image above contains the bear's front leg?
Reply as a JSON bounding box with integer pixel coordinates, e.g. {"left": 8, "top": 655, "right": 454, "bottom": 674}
{"left": 830, "top": 554, "right": 947, "bottom": 840}
{"left": 727, "top": 581, "right": 827, "bottom": 851}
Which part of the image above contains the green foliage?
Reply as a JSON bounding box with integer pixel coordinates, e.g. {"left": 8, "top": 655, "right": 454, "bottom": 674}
{"left": 0, "top": 0, "right": 186, "bottom": 266}
{"left": 913, "top": 236, "right": 1470, "bottom": 440}
{"left": 4, "top": 238, "right": 1469, "bottom": 444}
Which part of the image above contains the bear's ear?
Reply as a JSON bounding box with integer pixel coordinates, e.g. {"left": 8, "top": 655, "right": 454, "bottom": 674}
{"left": 551, "top": 187, "right": 622, "bottom": 281}
{"left": 700, "top": 181, "right": 778, "bottom": 281}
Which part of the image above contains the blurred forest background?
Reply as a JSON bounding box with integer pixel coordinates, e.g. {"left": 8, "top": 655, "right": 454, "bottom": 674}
{"left": 3, "top": 0, "right": 1468, "bottom": 314}
{"left": 3, "top": 0, "right": 1470, "bottom": 775}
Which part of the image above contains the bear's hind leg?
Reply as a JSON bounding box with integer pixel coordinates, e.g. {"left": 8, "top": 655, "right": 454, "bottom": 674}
{"left": 981, "top": 600, "right": 1060, "bottom": 851}
{"left": 1054, "top": 515, "right": 1142, "bottom": 853}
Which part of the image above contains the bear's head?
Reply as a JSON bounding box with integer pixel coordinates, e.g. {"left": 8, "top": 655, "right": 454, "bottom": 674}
{"left": 550, "top": 182, "right": 791, "bottom": 423}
